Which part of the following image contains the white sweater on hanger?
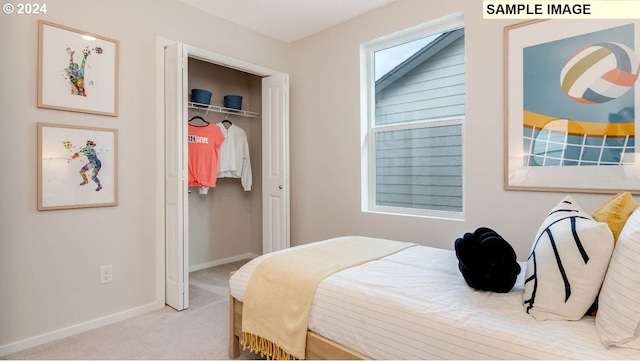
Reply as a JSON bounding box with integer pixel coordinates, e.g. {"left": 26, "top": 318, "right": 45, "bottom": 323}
{"left": 216, "top": 122, "right": 252, "bottom": 191}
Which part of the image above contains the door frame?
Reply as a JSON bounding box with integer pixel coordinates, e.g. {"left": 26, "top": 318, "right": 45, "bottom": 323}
{"left": 155, "top": 37, "right": 287, "bottom": 307}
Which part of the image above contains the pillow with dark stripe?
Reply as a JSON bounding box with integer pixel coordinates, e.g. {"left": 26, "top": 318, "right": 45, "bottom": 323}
{"left": 523, "top": 195, "right": 614, "bottom": 321}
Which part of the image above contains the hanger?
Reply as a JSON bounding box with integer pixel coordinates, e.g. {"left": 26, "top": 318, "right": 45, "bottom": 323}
{"left": 222, "top": 113, "right": 232, "bottom": 126}
{"left": 188, "top": 115, "right": 209, "bottom": 126}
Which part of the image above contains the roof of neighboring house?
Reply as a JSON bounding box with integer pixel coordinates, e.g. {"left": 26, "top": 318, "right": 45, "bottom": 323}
{"left": 375, "top": 28, "right": 464, "bottom": 94}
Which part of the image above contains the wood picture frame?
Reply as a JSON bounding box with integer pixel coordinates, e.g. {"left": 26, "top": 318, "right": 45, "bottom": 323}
{"left": 504, "top": 19, "right": 640, "bottom": 194}
{"left": 38, "top": 20, "right": 119, "bottom": 116}
{"left": 38, "top": 123, "right": 118, "bottom": 211}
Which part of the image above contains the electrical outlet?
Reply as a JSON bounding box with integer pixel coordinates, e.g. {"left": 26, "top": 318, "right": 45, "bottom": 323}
{"left": 100, "top": 265, "right": 113, "bottom": 284}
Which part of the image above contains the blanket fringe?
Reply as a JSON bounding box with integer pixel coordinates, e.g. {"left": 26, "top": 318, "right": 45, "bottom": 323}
{"left": 241, "top": 332, "right": 301, "bottom": 360}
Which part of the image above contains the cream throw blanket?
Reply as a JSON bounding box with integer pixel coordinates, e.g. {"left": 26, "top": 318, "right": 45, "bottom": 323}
{"left": 241, "top": 236, "right": 415, "bottom": 360}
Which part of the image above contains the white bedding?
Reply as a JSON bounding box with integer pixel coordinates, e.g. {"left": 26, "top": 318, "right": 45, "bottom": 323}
{"left": 229, "top": 237, "right": 640, "bottom": 360}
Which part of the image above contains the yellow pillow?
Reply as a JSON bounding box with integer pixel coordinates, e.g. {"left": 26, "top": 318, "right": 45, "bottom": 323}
{"left": 592, "top": 192, "right": 638, "bottom": 242}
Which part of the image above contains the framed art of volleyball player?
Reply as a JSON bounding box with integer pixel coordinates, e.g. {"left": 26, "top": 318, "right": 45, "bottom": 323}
{"left": 38, "top": 20, "right": 119, "bottom": 117}
{"left": 37, "top": 123, "right": 118, "bottom": 211}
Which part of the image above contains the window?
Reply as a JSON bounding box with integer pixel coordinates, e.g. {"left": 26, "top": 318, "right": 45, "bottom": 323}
{"left": 361, "top": 15, "right": 465, "bottom": 219}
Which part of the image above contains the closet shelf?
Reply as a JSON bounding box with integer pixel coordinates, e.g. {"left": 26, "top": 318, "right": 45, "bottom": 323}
{"left": 188, "top": 102, "right": 261, "bottom": 118}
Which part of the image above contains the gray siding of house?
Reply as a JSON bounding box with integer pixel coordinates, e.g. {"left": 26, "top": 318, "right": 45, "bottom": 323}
{"left": 374, "top": 35, "right": 465, "bottom": 212}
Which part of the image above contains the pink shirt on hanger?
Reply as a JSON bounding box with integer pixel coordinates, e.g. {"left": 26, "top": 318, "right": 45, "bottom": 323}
{"left": 188, "top": 124, "right": 225, "bottom": 188}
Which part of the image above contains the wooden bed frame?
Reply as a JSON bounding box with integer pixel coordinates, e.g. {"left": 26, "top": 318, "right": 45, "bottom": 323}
{"left": 229, "top": 295, "right": 369, "bottom": 360}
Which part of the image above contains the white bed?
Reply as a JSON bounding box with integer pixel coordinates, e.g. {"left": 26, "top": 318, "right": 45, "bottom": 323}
{"left": 229, "top": 237, "right": 640, "bottom": 360}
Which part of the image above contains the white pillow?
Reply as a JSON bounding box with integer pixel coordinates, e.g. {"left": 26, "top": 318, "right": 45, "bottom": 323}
{"left": 523, "top": 195, "right": 614, "bottom": 321}
{"left": 596, "top": 206, "right": 640, "bottom": 349}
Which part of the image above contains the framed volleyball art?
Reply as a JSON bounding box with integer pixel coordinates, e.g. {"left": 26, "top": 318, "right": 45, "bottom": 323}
{"left": 37, "top": 123, "right": 118, "bottom": 211}
{"left": 504, "top": 19, "right": 640, "bottom": 194}
{"left": 38, "top": 20, "right": 119, "bottom": 116}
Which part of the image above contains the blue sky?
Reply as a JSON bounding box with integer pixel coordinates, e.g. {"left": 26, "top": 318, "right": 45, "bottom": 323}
{"left": 374, "top": 33, "right": 440, "bottom": 80}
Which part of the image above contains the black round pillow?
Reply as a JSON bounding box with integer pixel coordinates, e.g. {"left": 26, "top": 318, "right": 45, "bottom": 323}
{"left": 454, "top": 227, "right": 521, "bottom": 293}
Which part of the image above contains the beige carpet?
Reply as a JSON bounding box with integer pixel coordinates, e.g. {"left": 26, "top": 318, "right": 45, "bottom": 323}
{"left": 2, "top": 260, "right": 261, "bottom": 360}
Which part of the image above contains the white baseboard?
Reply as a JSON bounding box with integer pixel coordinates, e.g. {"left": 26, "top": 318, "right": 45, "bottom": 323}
{"left": 1, "top": 254, "right": 258, "bottom": 357}
{"left": 189, "top": 253, "right": 258, "bottom": 272}
{"left": 0, "top": 301, "right": 163, "bottom": 357}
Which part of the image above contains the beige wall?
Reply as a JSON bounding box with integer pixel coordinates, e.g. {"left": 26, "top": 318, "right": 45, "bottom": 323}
{"left": 287, "top": 0, "right": 613, "bottom": 257}
{"left": 0, "top": 0, "right": 287, "bottom": 353}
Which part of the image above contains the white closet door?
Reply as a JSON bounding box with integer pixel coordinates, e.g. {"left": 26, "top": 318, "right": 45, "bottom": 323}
{"left": 164, "top": 43, "right": 189, "bottom": 311}
{"left": 262, "top": 73, "right": 290, "bottom": 253}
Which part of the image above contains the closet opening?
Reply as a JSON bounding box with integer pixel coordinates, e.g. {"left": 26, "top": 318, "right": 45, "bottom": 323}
{"left": 161, "top": 40, "right": 290, "bottom": 311}
{"left": 186, "top": 59, "right": 263, "bottom": 274}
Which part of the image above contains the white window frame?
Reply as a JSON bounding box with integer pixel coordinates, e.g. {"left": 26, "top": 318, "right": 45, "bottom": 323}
{"left": 360, "top": 12, "right": 466, "bottom": 220}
